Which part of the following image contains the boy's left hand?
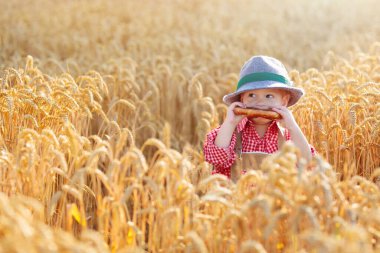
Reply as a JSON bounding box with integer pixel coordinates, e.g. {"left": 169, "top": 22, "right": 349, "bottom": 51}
{"left": 271, "top": 106, "right": 298, "bottom": 131}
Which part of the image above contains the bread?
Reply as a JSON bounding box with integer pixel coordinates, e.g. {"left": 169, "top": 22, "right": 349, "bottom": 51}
{"left": 233, "top": 107, "right": 282, "bottom": 120}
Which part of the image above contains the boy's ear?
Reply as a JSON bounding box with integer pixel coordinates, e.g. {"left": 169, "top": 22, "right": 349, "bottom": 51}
{"left": 282, "top": 93, "right": 290, "bottom": 106}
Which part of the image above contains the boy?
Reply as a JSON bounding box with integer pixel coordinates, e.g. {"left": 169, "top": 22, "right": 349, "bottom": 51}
{"left": 203, "top": 56, "right": 315, "bottom": 181}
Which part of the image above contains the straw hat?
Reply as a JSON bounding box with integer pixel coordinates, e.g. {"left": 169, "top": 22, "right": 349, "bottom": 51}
{"left": 223, "top": 55, "right": 304, "bottom": 106}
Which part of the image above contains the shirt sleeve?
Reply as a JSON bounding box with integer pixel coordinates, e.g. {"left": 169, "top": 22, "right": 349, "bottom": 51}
{"left": 203, "top": 127, "right": 237, "bottom": 178}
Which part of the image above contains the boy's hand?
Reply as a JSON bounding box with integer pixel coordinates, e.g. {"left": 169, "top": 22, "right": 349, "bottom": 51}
{"left": 215, "top": 102, "right": 246, "bottom": 149}
{"left": 271, "top": 105, "right": 312, "bottom": 162}
{"left": 271, "top": 105, "right": 298, "bottom": 130}
{"left": 226, "top": 102, "right": 246, "bottom": 126}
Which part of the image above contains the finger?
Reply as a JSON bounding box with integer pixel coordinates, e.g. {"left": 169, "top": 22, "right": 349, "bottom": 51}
{"left": 271, "top": 105, "right": 282, "bottom": 110}
{"left": 231, "top": 101, "right": 244, "bottom": 107}
{"left": 272, "top": 107, "right": 285, "bottom": 116}
{"left": 273, "top": 106, "right": 289, "bottom": 114}
{"left": 235, "top": 103, "right": 246, "bottom": 109}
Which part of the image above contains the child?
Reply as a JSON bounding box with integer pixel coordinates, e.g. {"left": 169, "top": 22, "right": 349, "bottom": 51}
{"left": 203, "top": 55, "right": 315, "bottom": 181}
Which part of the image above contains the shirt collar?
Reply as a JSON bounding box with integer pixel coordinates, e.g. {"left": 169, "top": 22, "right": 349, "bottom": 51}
{"left": 266, "top": 120, "right": 279, "bottom": 142}
{"left": 236, "top": 117, "right": 249, "bottom": 133}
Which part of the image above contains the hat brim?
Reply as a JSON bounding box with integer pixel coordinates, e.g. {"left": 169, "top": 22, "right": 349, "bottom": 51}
{"left": 223, "top": 81, "right": 304, "bottom": 107}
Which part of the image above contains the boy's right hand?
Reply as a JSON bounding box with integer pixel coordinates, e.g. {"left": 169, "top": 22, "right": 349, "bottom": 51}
{"left": 225, "top": 102, "right": 246, "bottom": 126}
{"left": 215, "top": 101, "right": 246, "bottom": 148}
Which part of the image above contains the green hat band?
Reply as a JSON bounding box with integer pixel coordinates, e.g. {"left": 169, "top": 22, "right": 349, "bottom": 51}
{"left": 237, "top": 72, "right": 292, "bottom": 90}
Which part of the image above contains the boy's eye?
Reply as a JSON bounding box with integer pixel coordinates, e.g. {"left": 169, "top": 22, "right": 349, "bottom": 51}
{"left": 248, "top": 93, "right": 256, "bottom": 98}
{"left": 266, "top": 94, "right": 274, "bottom": 98}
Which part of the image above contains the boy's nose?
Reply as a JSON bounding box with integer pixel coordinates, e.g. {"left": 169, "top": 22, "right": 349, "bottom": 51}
{"left": 254, "top": 98, "right": 267, "bottom": 106}
{"left": 255, "top": 96, "right": 265, "bottom": 103}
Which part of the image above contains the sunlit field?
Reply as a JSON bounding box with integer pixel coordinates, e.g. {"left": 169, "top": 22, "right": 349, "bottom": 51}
{"left": 0, "top": 0, "right": 379, "bottom": 252}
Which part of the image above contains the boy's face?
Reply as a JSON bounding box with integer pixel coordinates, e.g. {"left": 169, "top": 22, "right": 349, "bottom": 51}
{"left": 240, "top": 88, "right": 290, "bottom": 123}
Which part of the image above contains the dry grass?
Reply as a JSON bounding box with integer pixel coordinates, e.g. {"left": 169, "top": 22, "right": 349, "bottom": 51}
{"left": 0, "top": 0, "right": 379, "bottom": 252}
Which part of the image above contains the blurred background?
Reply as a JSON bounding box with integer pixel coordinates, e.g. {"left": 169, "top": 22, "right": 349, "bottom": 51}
{"left": 1, "top": 0, "right": 380, "bottom": 72}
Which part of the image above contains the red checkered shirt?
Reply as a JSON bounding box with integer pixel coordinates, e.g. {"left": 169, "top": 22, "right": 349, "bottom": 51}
{"left": 203, "top": 118, "right": 316, "bottom": 178}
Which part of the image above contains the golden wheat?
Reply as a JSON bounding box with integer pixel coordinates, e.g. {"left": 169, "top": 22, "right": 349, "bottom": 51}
{"left": 0, "top": 0, "right": 379, "bottom": 252}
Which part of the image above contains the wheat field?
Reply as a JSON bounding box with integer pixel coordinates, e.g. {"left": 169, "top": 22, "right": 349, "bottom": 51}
{"left": 0, "top": 0, "right": 379, "bottom": 252}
